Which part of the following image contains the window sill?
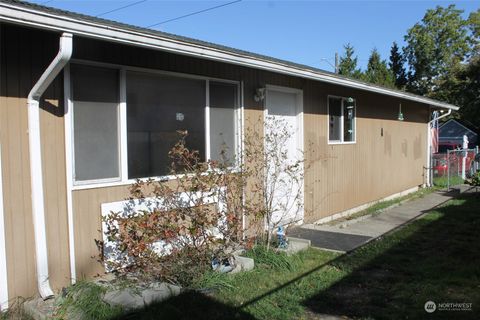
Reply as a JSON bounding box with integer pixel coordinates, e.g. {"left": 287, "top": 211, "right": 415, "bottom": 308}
{"left": 72, "top": 167, "right": 240, "bottom": 191}
{"left": 328, "top": 141, "right": 356, "bottom": 145}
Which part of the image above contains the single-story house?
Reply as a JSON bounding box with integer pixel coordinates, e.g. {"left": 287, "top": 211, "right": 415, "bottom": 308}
{"left": 439, "top": 119, "right": 478, "bottom": 149}
{"left": 0, "top": 0, "right": 459, "bottom": 307}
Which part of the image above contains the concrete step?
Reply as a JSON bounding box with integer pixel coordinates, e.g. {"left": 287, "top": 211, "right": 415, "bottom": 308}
{"left": 278, "top": 236, "right": 311, "bottom": 255}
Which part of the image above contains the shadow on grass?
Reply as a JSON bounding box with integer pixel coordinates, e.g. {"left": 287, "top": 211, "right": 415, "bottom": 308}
{"left": 303, "top": 192, "right": 480, "bottom": 319}
{"left": 112, "top": 290, "right": 256, "bottom": 320}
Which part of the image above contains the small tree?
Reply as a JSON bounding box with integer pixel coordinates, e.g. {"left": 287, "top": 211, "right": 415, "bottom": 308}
{"left": 338, "top": 43, "right": 363, "bottom": 79}
{"left": 242, "top": 116, "right": 305, "bottom": 250}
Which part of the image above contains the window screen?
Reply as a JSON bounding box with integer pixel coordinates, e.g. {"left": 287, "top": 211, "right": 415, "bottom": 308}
{"left": 344, "top": 99, "right": 355, "bottom": 142}
{"left": 209, "top": 82, "right": 238, "bottom": 163}
{"left": 126, "top": 72, "right": 205, "bottom": 178}
{"left": 71, "top": 65, "right": 120, "bottom": 182}
{"left": 328, "top": 97, "right": 342, "bottom": 141}
{"left": 328, "top": 96, "right": 356, "bottom": 143}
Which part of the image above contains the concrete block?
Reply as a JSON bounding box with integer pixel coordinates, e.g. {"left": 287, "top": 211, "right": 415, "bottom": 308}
{"left": 103, "top": 282, "right": 181, "bottom": 310}
{"left": 278, "top": 237, "right": 310, "bottom": 255}
{"left": 141, "top": 283, "right": 181, "bottom": 305}
{"left": 230, "top": 255, "right": 254, "bottom": 274}
{"left": 288, "top": 237, "right": 311, "bottom": 246}
{"left": 103, "top": 289, "right": 144, "bottom": 310}
{"left": 23, "top": 298, "right": 55, "bottom": 320}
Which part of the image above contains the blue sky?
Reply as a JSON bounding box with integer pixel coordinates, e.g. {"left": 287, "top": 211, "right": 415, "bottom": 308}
{"left": 26, "top": 0, "right": 479, "bottom": 71}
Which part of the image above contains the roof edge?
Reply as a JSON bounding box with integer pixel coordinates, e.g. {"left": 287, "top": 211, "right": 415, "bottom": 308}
{"left": 0, "top": 0, "right": 460, "bottom": 111}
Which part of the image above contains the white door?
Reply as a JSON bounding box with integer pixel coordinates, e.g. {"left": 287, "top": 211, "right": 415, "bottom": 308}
{"left": 265, "top": 86, "right": 304, "bottom": 227}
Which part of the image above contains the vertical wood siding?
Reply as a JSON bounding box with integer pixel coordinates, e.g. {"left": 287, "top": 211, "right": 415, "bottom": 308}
{"left": 0, "top": 24, "right": 70, "bottom": 299}
{"left": 302, "top": 82, "right": 428, "bottom": 221}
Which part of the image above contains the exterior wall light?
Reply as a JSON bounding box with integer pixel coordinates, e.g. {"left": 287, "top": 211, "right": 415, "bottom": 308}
{"left": 346, "top": 97, "right": 355, "bottom": 110}
{"left": 254, "top": 88, "right": 266, "bottom": 102}
{"left": 398, "top": 103, "right": 404, "bottom": 121}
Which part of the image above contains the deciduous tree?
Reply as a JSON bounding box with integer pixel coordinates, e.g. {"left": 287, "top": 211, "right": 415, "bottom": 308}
{"left": 403, "top": 5, "right": 471, "bottom": 95}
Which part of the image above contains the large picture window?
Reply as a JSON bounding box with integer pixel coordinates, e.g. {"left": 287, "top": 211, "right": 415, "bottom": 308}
{"left": 328, "top": 96, "right": 356, "bottom": 143}
{"left": 70, "top": 64, "right": 240, "bottom": 185}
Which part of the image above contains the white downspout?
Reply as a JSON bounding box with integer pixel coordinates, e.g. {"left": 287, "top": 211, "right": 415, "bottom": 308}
{"left": 28, "top": 33, "right": 72, "bottom": 299}
{"left": 426, "top": 108, "right": 452, "bottom": 187}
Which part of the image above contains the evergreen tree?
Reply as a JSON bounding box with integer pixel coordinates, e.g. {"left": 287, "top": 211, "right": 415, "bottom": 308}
{"left": 364, "top": 48, "right": 395, "bottom": 88}
{"left": 338, "top": 43, "right": 362, "bottom": 79}
{"left": 389, "top": 42, "right": 407, "bottom": 89}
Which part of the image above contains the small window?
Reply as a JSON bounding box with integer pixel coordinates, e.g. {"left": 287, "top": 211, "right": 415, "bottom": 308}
{"left": 328, "top": 96, "right": 356, "bottom": 143}
{"left": 209, "top": 81, "right": 238, "bottom": 164}
{"left": 71, "top": 65, "right": 120, "bottom": 182}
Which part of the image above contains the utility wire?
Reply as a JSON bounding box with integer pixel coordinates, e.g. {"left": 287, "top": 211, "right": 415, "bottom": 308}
{"left": 96, "top": 0, "right": 148, "bottom": 18}
{"left": 146, "top": 0, "right": 242, "bottom": 28}
{"left": 41, "top": 0, "right": 53, "bottom": 4}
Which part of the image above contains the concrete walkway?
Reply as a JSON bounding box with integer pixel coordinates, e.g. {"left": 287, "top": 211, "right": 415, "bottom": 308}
{"left": 289, "top": 186, "right": 470, "bottom": 252}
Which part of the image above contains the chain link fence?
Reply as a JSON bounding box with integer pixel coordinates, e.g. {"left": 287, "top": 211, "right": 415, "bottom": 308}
{"left": 432, "top": 147, "right": 479, "bottom": 190}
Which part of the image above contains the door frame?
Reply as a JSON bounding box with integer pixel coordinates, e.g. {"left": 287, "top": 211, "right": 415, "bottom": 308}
{"left": 264, "top": 84, "right": 305, "bottom": 224}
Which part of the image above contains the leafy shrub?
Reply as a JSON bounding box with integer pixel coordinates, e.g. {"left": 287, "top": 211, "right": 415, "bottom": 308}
{"left": 98, "top": 131, "right": 246, "bottom": 287}
{"left": 468, "top": 171, "right": 480, "bottom": 187}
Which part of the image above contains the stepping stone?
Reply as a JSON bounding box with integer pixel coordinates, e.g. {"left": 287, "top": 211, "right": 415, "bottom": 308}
{"left": 230, "top": 255, "right": 254, "bottom": 274}
{"left": 278, "top": 237, "right": 311, "bottom": 255}
{"left": 103, "top": 283, "right": 181, "bottom": 310}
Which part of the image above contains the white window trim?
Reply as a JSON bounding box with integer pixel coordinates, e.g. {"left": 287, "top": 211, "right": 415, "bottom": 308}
{"left": 327, "top": 95, "right": 357, "bottom": 145}
{"left": 69, "top": 65, "right": 123, "bottom": 186}
{"left": 66, "top": 60, "right": 243, "bottom": 189}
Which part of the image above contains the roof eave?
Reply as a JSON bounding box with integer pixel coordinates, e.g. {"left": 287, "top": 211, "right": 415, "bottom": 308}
{"left": 0, "top": 1, "right": 460, "bottom": 111}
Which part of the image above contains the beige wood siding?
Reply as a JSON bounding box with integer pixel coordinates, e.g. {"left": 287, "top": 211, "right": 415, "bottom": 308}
{"left": 72, "top": 186, "right": 130, "bottom": 278}
{"left": 0, "top": 24, "right": 70, "bottom": 299}
{"left": 302, "top": 82, "right": 428, "bottom": 222}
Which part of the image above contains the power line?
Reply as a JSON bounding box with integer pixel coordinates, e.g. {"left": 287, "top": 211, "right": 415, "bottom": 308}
{"left": 96, "top": 0, "right": 148, "bottom": 18}
{"left": 146, "top": 0, "right": 242, "bottom": 28}
{"left": 41, "top": 0, "right": 53, "bottom": 4}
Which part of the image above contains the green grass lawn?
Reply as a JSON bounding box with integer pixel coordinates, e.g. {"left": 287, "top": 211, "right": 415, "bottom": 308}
{"left": 115, "top": 193, "right": 480, "bottom": 320}
{"left": 328, "top": 186, "right": 439, "bottom": 224}
{"left": 433, "top": 175, "right": 465, "bottom": 188}
{"left": 17, "top": 193, "right": 477, "bottom": 320}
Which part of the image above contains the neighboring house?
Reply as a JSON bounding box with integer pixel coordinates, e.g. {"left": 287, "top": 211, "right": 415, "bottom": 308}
{"left": 439, "top": 119, "right": 478, "bottom": 148}
{"left": 0, "top": 0, "right": 459, "bottom": 306}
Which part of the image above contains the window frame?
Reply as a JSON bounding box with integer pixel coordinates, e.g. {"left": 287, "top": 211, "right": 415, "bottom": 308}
{"left": 70, "top": 64, "right": 123, "bottom": 186}
{"left": 327, "top": 95, "right": 357, "bottom": 145}
{"left": 66, "top": 60, "right": 243, "bottom": 189}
